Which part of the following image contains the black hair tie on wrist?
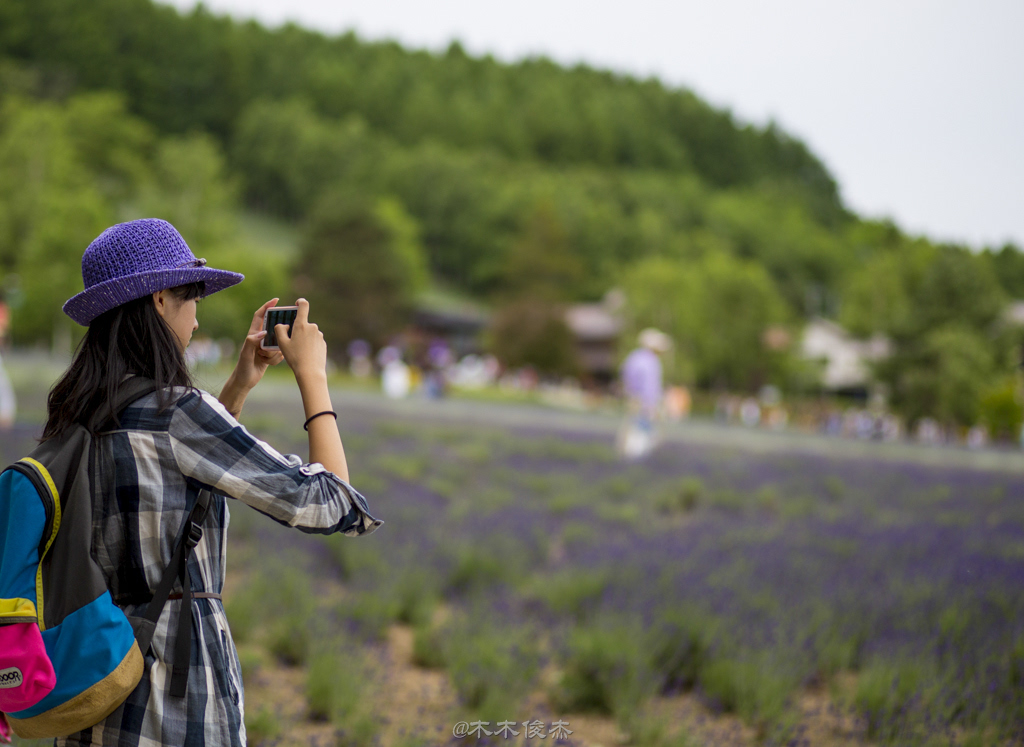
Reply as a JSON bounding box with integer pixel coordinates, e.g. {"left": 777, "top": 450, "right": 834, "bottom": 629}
{"left": 303, "top": 410, "right": 338, "bottom": 431}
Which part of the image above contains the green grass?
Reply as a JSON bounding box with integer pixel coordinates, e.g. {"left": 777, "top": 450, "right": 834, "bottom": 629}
{"left": 525, "top": 567, "right": 612, "bottom": 623}
{"left": 853, "top": 660, "right": 927, "bottom": 741}
{"left": 334, "top": 592, "right": 401, "bottom": 643}
{"left": 648, "top": 608, "right": 713, "bottom": 693}
{"left": 267, "top": 612, "right": 312, "bottom": 666}
{"left": 699, "top": 655, "right": 798, "bottom": 736}
{"left": 621, "top": 706, "right": 696, "bottom": 747}
{"left": 442, "top": 616, "right": 542, "bottom": 724}
{"left": 244, "top": 705, "right": 281, "bottom": 746}
{"left": 304, "top": 644, "right": 379, "bottom": 744}
{"left": 654, "top": 477, "right": 703, "bottom": 514}
{"left": 411, "top": 619, "right": 447, "bottom": 669}
{"left": 551, "top": 621, "right": 658, "bottom": 718}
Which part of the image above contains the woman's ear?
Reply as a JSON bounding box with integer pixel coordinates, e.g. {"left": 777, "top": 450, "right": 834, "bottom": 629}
{"left": 152, "top": 289, "right": 168, "bottom": 319}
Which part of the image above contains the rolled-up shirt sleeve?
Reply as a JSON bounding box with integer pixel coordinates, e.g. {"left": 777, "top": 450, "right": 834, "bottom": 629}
{"left": 167, "top": 390, "right": 382, "bottom": 536}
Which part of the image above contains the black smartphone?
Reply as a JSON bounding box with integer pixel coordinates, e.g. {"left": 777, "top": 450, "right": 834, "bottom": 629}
{"left": 261, "top": 306, "right": 298, "bottom": 350}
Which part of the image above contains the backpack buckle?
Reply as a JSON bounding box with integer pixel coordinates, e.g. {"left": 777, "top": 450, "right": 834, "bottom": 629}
{"left": 185, "top": 521, "right": 203, "bottom": 550}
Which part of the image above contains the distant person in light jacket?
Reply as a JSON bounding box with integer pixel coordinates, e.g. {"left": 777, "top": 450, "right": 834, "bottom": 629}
{"left": 617, "top": 328, "right": 672, "bottom": 459}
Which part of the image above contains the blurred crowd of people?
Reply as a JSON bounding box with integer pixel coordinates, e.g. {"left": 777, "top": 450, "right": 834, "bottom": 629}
{"left": 714, "top": 387, "right": 792, "bottom": 431}
{"left": 348, "top": 337, "right": 504, "bottom": 401}
{"left": 715, "top": 389, "right": 1022, "bottom": 449}
{"left": 339, "top": 326, "right": 1022, "bottom": 456}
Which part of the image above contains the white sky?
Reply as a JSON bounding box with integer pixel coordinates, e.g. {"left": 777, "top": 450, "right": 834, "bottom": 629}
{"left": 165, "top": 0, "right": 1024, "bottom": 249}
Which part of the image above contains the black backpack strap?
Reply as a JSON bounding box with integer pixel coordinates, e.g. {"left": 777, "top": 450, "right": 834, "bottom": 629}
{"left": 89, "top": 376, "right": 159, "bottom": 433}
{"left": 131, "top": 487, "right": 212, "bottom": 698}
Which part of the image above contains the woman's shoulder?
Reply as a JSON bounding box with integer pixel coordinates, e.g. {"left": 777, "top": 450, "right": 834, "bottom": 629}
{"left": 120, "top": 386, "right": 232, "bottom": 431}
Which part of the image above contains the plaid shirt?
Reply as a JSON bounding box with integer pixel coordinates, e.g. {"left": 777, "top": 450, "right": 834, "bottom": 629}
{"left": 56, "top": 387, "right": 382, "bottom": 747}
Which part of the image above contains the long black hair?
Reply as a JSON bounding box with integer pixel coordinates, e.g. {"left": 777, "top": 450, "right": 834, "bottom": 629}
{"left": 43, "top": 282, "right": 205, "bottom": 440}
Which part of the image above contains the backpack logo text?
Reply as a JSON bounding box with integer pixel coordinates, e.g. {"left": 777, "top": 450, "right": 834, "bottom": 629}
{"left": 0, "top": 667, "right": 24, "bottom": 688}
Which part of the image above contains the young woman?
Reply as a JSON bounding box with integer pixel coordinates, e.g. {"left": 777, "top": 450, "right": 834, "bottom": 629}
{"left": 47, "top": 218, "right": 381, "bottom": 746}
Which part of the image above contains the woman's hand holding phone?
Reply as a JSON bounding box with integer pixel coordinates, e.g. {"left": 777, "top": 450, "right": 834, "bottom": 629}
{"left": 275, "top": 298, "right": 327, "bottom": 383}
{"left": 218, "top": 298, "right": 286, "bottom": 418}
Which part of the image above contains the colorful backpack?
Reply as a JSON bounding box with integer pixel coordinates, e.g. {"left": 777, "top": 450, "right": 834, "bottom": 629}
{"left": 0, "top": 377, "right": 211, "bottom": 739}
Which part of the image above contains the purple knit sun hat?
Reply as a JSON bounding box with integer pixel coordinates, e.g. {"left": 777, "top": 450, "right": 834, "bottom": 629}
{"left": 63, "top": 219, "right": 244, "bottom": 326}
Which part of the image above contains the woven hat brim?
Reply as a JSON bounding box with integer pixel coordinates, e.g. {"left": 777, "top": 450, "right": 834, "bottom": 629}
{"left": 63, "top": 267, "right": 244, "bottom": 326}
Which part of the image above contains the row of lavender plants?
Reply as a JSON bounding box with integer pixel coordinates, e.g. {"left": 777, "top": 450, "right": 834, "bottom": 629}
{"left": 225, "top": 407, "right": 1024, "bottom": 746}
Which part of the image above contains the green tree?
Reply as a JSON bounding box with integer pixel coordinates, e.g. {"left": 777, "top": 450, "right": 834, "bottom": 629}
{"left": 196, "top": 246, "right": 291, "bottom": 341}
{"left": 487, "top": 299, "right": 579, "bottom": 378}
{"left": 978, "top": 376, "right": 1024, "bottom": 441}
{"left": 871, "top": 246, "right": 1012, "bottom": 426}
{"left": 0, "top": 96, "right": 113, "bottom": 346}
{"left": 293, "top": 194, "right": 427, "bottom": 352}
{"left": 383, "top": 142, "right": 507, "bottom": 291}
{"left": 63, "top": 92, "right": 154, "bottom": 203}
{"left": 706, "top": 188, "right": 850, "bottom": 316}
{"left": 623, "top": 253, "right": 790, "bottom": 390}
{"left": 838, "top": 243, "right": 936, "bottom": 337}
{"left": 499, "top": 201, "right": 584, "bottom": 302}
{"left": 232, "top": 98, "right": 377, "bottom": 218}
{"left": 135, "top": 132, "right": 238, "bottom": 249}
{"left": 0, "top": 93, "right": 258, "bottom": 347}
{"left": 984, "top": 243, "right": 1024, "bottom": 299}
{"left": 690, "top": 252, "right": 791, "bottom": 390}
{"left": 881, "top": 324, "right": 996, "bottom": 428}
{"left": 909, "top": 247, "right": 1005, "bottom": 334}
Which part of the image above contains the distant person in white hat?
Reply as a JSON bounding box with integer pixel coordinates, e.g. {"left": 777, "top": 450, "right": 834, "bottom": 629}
{"left": 617, "top": 328, "right": 672, "bottom": 458}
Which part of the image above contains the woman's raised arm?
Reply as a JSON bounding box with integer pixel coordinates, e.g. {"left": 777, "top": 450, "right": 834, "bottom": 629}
{"left": 275, "top": 298, "right": 350, "bottom": 482}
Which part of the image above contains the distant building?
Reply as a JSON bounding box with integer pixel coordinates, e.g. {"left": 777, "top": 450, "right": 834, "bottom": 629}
{"left": 1005, "top": 300, "right": 1024, "bottom": 327}
{"left": 407, "top": 292, "right": 490, "bottom": 360}
{"left": 565, "top": 291, "right": 624, "bottom": 386}
{"left": 800, "top": 318, "right": 890, "bottom": 395}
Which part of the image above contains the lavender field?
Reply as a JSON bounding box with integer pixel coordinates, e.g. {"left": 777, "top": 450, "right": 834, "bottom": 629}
{"left": 218, "top": 388, "right": 1024, "bottom": 746}
{"left": 4, "top": 382, "right": 1023, "bottom": 746}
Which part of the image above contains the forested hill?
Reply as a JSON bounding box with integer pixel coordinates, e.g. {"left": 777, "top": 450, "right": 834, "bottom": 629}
{"left": 0, "top": 0, "right": 839, "bottom": 210}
